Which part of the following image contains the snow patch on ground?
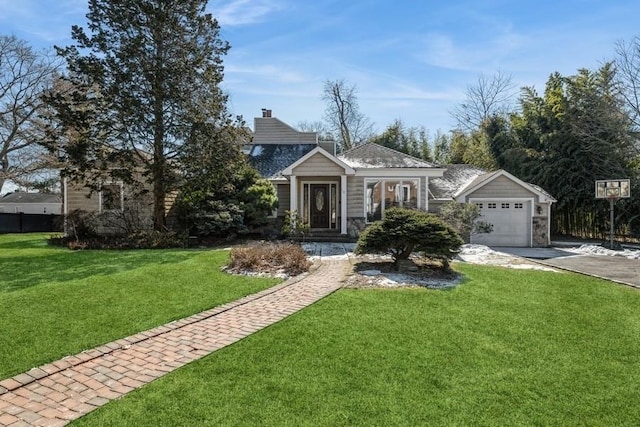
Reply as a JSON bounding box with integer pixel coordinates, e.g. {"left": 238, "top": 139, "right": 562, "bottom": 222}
{"left": 565, "top": 244, "right": 640, "bottom": 260}
{"left": 302, "top": 242, "right": 355, "bottom": 261}
{"left": 345, "top": 267, "right": 462, "bottom": 290}
{"left": 456, "top": 245, "right": 557, "bottom": 271}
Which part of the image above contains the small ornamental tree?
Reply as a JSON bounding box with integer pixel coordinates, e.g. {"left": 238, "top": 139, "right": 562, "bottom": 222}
{"left": 438, "top": 201, "right": 493, "bottom": 243}
{"left": 355, "top": 207, "right": 463, "bottom": 270}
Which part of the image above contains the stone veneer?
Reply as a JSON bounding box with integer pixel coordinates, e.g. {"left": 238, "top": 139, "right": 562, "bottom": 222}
{"left": 532, "top": 216, "right": 549, "bottom": 247}
{"left": 347, "top": 217, "right": 367, "bottom": 238}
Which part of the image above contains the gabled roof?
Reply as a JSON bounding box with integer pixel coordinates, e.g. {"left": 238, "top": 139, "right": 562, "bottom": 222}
{"left": 281, "top": 146, "right": 355, "bottom": 176}
{"left": 429, "top": 164, "right": 487, "bottom": 199}
{"left": 338, "top": 143, "right": 437, "bottom": 169}
{"left": 454, "top": 169, "right": 556, "bottom": 203}
{"left": 247, "top": 144, "right": 317, "bottom": 179}
{"left": 0, "top": 192, "right": 62, "bottom": 204}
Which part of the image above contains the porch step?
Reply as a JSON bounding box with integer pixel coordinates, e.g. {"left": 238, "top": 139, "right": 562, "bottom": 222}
{"left": 291, "top": 232, "right": 356, "bottom": 243}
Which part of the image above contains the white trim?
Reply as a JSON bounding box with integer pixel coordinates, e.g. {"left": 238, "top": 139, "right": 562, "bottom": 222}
{"left": 282, "top": 147, "right": 355, "bottom": 176}
{"left": 63, "top": 177, "right": 68, "bottom": 216}
{"left": 341, "top": 175, "right": 347, "bottom": 235}
{"left": 63, "top": 177, "right": 68, "bottom": 234}
{"left": 289, "top": 175, "right": 297, "bottom": 212}
{"left": 354, "top": 168, "right": 445, "bottom": 178}
{"left": 425, "top": 176, "right": 429, "bottom": 211}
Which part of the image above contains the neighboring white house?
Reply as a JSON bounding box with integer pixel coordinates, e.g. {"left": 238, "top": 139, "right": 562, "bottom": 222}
{"left": 0, "top": 192, "right": 62, "bottom": 215}
{"left": 247, "top": 110, "right": 556, "bottom": 247}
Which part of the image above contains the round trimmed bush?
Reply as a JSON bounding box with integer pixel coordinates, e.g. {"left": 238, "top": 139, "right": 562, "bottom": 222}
{"left": 355, "top": 207, "right": 463, "bottom": 269}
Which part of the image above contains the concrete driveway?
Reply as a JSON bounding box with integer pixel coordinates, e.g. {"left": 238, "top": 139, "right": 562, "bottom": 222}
{"left": 494, "top": 246, "right": 640, "bottom": 289}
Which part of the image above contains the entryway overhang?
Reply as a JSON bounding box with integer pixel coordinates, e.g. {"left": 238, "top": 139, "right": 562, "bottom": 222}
{"left": 282, "top": 147, "right": 355, "bottom": 235}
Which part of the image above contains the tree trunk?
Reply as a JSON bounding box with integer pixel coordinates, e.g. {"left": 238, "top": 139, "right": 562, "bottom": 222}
{"left": 392, "top": 244, "right": 415, "bottom": 270}
{"left": 153, "top": 173, "right": 165, "bottom": 231}
{"left": 0, "top": 155, "right": 7, "bottom": 194}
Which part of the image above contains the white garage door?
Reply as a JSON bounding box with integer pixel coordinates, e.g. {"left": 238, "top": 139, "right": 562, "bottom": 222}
{"left": 471, "top": 200, "right": 530, "bottom": 247}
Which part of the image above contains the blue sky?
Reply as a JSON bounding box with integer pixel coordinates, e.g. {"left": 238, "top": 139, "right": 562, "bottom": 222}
{"left": 2, "top": 0, "right": 640, "bottom": 134}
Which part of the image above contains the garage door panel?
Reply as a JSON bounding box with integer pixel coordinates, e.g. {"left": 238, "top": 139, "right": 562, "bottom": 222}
{"left": 471, "top": 200, "right": 530, "bottom": 247}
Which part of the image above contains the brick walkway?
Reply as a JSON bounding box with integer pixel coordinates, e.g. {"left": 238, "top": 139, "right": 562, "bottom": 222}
{"left": 0, "top": 258, "right": 352, "bottom": 426}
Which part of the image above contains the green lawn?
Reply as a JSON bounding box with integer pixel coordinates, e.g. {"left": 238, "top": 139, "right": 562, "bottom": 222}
{"left": 0, "top": 233, "right": 280, "bottom": 379}
{"left": 74, "top": 263, "right": 640, "bottom": 426}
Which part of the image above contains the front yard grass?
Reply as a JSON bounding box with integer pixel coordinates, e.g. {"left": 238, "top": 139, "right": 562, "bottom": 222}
{"left": 75, "top": 264, "right": 640, "bottom": 426}
{"left": 0, "top": 233, "right": 280, "bottom": 379}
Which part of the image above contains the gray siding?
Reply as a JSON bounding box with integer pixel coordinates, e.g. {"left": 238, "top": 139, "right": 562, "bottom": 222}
{"left": 467, "top": 175, "right": 538, "bottom": 201}
{"left": 292, "top": 153, "right": 345, "bottom": 175}
{"left": 347, "top": 176, "right": 364, "bottom": 218}
{"left": 67, "top": 182, "right": 99, "bottom": 212}
{"left": 253, "top": 117, "right": 317, "bottom": 144}
{"left": 276, "top": 184, "right": 290, "bottom": 217}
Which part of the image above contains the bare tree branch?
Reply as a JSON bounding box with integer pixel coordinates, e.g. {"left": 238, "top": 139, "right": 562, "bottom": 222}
{"left": 322, "top": 79, "right": 373, "bottom": 150}
{"left": 614, "top": 36, "right": 640, "bottom": 130}
{"left": 0, "top": 35, "right": 60, "bottom": 192}
{"left": 450, "top": 70, "right": 517, "bottom": 132}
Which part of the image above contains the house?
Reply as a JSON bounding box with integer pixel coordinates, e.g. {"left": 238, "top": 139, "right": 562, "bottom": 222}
{"left": 248, "top": 110, "right": 555, "bottom": 247}
{"left": 61, "top": 109, "right": 555, "bottom": 247}
{"left": 0, "top": 192, "right": 62, "bottom": 215}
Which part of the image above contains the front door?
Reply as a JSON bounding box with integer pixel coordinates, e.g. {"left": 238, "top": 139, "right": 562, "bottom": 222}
{"left": 310, "top": 184, "right": 330, "bottom": 228}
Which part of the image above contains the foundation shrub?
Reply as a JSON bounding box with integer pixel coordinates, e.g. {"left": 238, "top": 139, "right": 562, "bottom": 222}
{"left": 229, "top": 242, "right": 311, "bottom": 276}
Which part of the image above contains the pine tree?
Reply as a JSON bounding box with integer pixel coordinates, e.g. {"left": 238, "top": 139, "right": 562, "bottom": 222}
{"left": 44, "top": 0, "right": 233, "bottom": 230}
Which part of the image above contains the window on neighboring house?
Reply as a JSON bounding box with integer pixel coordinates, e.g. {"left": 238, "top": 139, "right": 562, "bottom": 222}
{"left": 366, "top": 179, "right": 419, "bottom": 223}
{"left": 100, "top": 182, "right": 123, "bottom": 212}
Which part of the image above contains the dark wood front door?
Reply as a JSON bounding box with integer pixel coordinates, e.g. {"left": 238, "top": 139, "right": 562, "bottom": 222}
{"left": 310, "top": 184, "right": 330, "bottom": 228}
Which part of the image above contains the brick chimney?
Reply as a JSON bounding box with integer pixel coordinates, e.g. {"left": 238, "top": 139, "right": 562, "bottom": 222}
{"left": 261, "top": 108, "right": 272, "bottom": 118}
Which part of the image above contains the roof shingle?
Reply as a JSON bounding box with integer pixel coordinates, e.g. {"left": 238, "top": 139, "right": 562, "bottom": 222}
{"left": 248, "top": 144, "right": 317, "bottom": 179}
{"left": 339, "top": 143, "right": 437, "bottom": 168}
{"left": 0, "top": 193, "right": 61, "bottom": 204}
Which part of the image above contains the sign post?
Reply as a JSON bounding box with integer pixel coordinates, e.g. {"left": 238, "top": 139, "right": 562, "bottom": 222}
{"left": 595, "top": 179, "right": 631, "bottom": 249}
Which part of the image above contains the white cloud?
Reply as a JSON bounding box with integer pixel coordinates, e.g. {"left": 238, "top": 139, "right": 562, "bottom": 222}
{"left": 210, "top": 0, "right": 282, "bottom": 26}
{"left": 226, "top": 63, "right": 307, "bottom": 84}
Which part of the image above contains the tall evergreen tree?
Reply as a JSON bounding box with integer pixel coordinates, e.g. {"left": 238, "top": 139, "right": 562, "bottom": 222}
{"left": 489, "top": 65, "right": 639, "bottom": 236}
{"left": 370, "top": 119, "right": 434, "bottom": 161}
{"left": 43, "top": 0, "right": 234, "bottom": 230}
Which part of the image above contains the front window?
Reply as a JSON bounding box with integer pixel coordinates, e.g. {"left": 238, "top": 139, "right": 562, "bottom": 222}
{"left": 366, "top": 179, "right": 419, "bottom": 223}
{"left": 100, "top": 182, "right": 123, "bottom": 212}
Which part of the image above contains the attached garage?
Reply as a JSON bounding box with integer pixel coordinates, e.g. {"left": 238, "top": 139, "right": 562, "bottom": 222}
{"left": 470, "top": 199, "right": 532, "bottom": 247}
{"left": 453, "top": 170, "right": 556, "bottom": 248}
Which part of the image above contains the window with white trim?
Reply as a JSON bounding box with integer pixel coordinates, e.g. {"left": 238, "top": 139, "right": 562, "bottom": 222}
{"left": 514, "top": 203, "right": 523, "bottom": 209}
{"left": 100, "top": 182, "right": 124, "bottom": 212}
{"left": 488, "top": 203, "right": 497, "bottom": 209}
{"left": 366, "top": 179, "right": 419, "bottom": 223}
{"left": 501, "top": 203, "right": 510, "bottom": 209}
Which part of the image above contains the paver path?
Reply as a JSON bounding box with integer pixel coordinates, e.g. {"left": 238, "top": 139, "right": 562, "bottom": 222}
{"left": 0, "top": 258, "right": 352, "bottom": 426}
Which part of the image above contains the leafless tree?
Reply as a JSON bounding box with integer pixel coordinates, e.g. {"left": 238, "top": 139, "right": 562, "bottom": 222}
{"left": 0, "top": 35, "right": 60, "bottom": 193}
{"left": 615, "top": 36, "right": 640, "bottom": 130}
{"left": 322, "top": 79, "right": 373, "bottom": 151}
{"left": 296, "top": 120, "right": 334, "bottom": 141}
{"left": 451, "top": 70, "right": 517, "bottom": 132}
